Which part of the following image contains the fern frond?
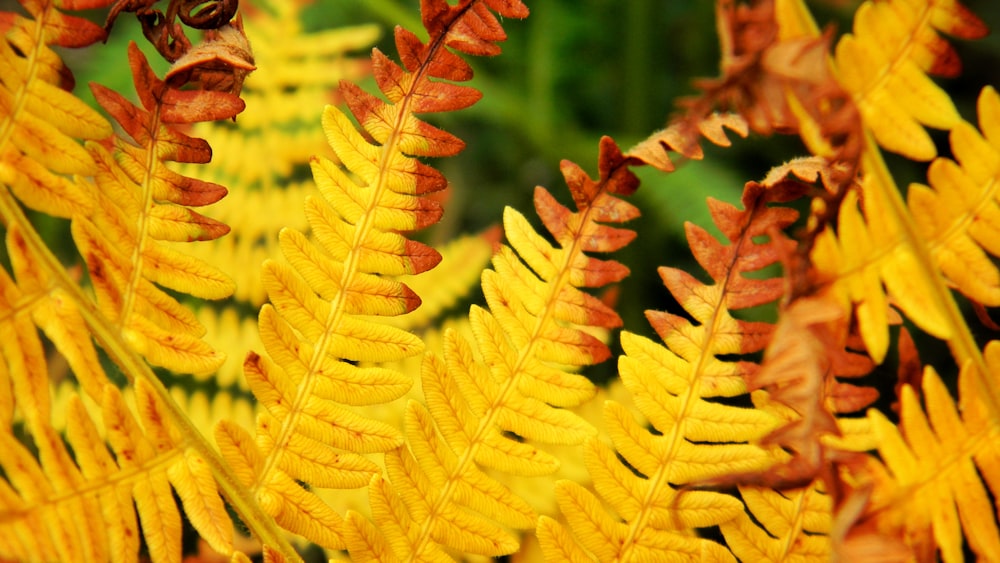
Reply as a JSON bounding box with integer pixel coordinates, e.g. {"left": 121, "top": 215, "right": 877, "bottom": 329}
{"left": 346, "top": 114, "right": 748, "bottom": 560}
{"left": 719, "top": 485, "right": 830, "bottom": 561}
{"left": 829, "top": 0, "right": 987, "bottom": 161}
{"left": 178, "top": 5, "right": 380, "bottom": 305}
{"left": 217, "top": 0, "right": 528, "bottom": 553}
{"left": 0, "top": 379, "right": 235, "bottom": 563}
{"left": 909, "top": 86, "right": 1000, "bottom": 308}
{"left": 538, "top": 162, "right": 803, "bottom": 561}
{"left": 0, "top": 0, "right": 113, "bottom": 218}
{"left": 853, "top": 341, "right": 1000, "bottom": 562}
{"left": 70, "top": 42, "right": 245, "bottom": 376}
{"left": 2, "top": 225, "right": 107, "bottom": 403}
{"left": 343, "top": 136, "right": 637, "bottom": 559}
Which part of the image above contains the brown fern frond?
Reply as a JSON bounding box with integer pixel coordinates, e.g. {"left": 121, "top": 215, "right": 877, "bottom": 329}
{"left": 215, "top": 0, "right": 529, "bottom": 554}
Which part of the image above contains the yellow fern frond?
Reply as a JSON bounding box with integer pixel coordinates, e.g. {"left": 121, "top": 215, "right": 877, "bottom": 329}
{"left": 178, "top": 4, "right": 379, "bottom": 306}
{"left": 346, "top": 115, "right": 748, "bottom": 560}
{"left": 831, "top": 0, "right": 986, "bottom": 161}
{"left": 858, "top": 341, "right": 1000, "bottom": 562}
{"left": 71, "top": 43, "right": 245, "bottom": 376}
{"left": 344, "top": 135, "right": 638, "bottom": 559}
{"left": 0, "top": 0, "right": 112, "bottom": 218}
{"left": 909, "top": 86, "right": 1000, "bottom": 307}
{"left": 216, "top": 1, "right": 529, "bottom": 555}
{"left": 719, "top": 486, "right": 830, "bottom": 561}
{"left": 0, "top": 380, "right": 236, "bottom": 563}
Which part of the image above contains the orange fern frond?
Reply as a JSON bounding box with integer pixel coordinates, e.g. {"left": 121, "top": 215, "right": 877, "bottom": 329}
{"left": 71, "top": 42, "right": 246, "bottom": 376}
{"left": 215, "top": 0, "right": 528, "bottom": 555}
{"left": 538, "top": 162, "right": 797, "bottom": 562}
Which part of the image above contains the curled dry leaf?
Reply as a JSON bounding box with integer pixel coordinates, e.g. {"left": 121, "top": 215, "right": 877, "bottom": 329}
{"left": 166, "top": 19, "right": 255, "bottom": 95}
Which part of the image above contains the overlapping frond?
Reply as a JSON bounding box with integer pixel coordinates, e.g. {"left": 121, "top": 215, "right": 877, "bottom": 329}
{"left": 854, "top": 342, "right": 1000, "bottom": 562}
{"left": 908, "top": 86, "right": 1000, "bottom": 308}
{"left": 70, "top": 42, "right": 246, "bottom": 376}
{"left": 0, "top": 379, "right": 235, "bottom": 563}
{"left": 342, "top": 117, "right": 749, "bottom": 561}
{"left": 216, "top": 0, "right": 528, "bottom": 553}
{"left": 345, "top": 134, "right": 640, "bottom": 561}
{"left": 538, "top": 167, "right": 798, "bottom": 562}
{"left": 179, "top": 3, "right": 381, "bottom": 305}
{"left": 829, "top": 0, "right": 987, "bottom": 161}
{"left": 0, "top": 0, "right": 113, "bottom": 218}
{"left": 811, "top": 140, "right": 970, "bottom": 366}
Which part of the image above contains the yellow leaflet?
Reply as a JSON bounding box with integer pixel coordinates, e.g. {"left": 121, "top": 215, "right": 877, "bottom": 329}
{"left": 123, "top": 314, "right": 225, "bottom": 375}
{"left": 214, "top": 421, "right": 261, "bottom": 489}
{"left": 140, "top": 243, "right": 235, "bottom": 300}
{"left": 167, "top": 450, "right": 233, "bottom": 556}
{"left": 257, "top": 424, "right": 378, "bottom": 489}
{"left": 259, "top": 468, "right": 345, "bottom": 550}
{"left": 313, "top": 361, "right": 411, "bottom": 406}
{"left": 504, "top": 207, "right": 560, "bottom": 280}
{"left": 518, "top": 355, "right": 594, "bottom": 407}
{"left": 494, "top": 391, "right": 594, "bottom": 445}
{"left": 262, "top": 259, "right": 330, "bottom": 342}
{"left": 321, "top": 105, "right": 383, "bottom": 185}
{"left": 0, "top": 150, "right": 93, "bottom": 217}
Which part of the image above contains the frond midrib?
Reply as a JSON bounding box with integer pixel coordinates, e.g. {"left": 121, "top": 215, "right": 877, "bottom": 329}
{"left": 119, "top": 104, "right": 162, "bottom": 328}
